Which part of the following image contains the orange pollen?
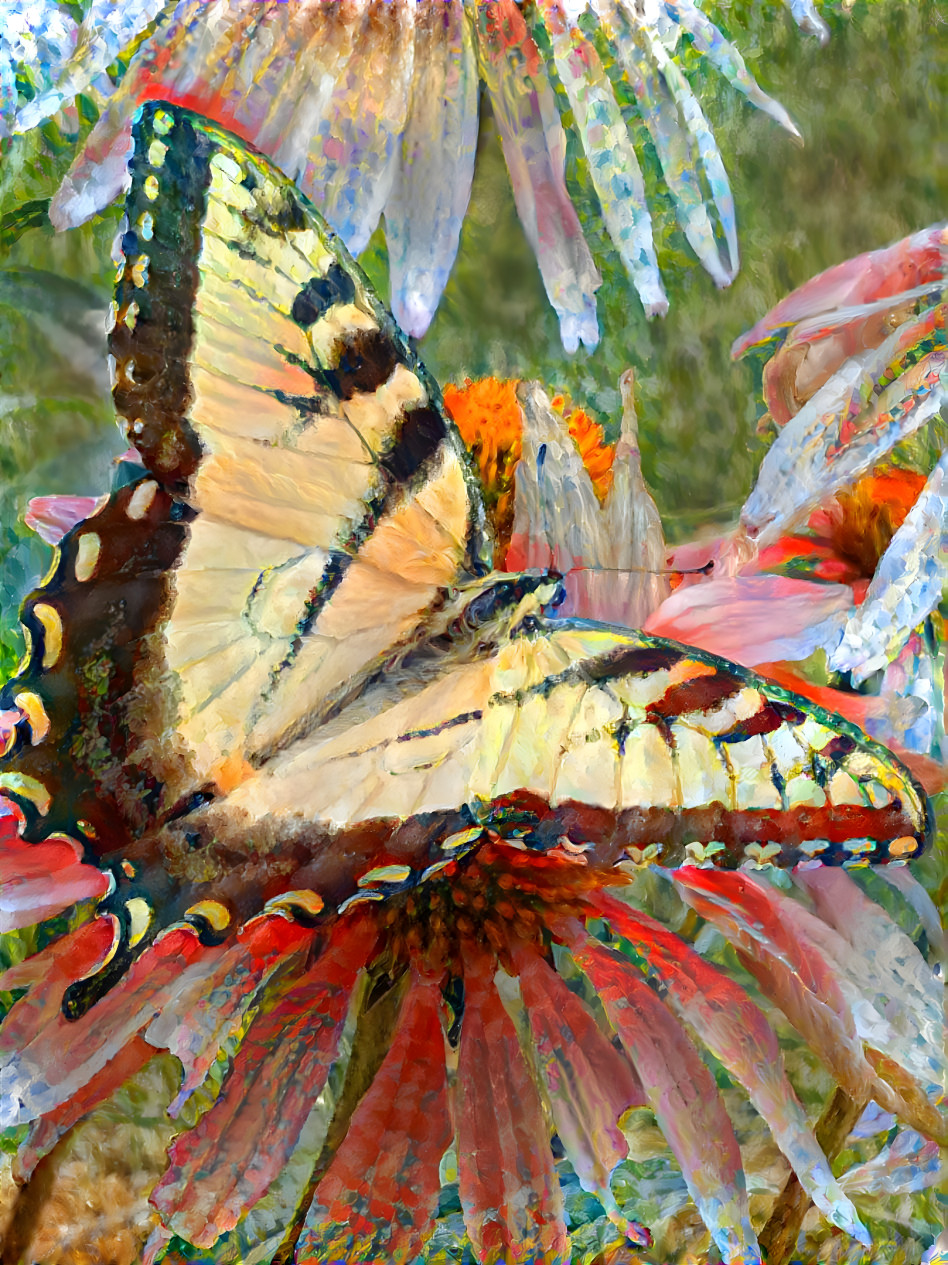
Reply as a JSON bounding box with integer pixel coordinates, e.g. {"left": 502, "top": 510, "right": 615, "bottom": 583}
{"left": 444, "top": 378, "right": 616, "bottom": 553}
{"left": 826, "top": 467, "right": 926, "bottom": 579}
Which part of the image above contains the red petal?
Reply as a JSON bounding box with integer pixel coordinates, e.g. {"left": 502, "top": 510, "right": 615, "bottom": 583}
{"left": 1, "top": 925, "right": 212, "bottom": 1128}
{"left": 153, "top": 914, "right": 374, "bottom": 1247}
{"left": 509, "top": 939, "right": 649, "bottom": 1245}
{"left": 585, "top": 891, "right": 867, "bottom": 1242}
{"left": 553, "top": 917, "right": 757, "bottom": 1265}
{"left": 298, "top": 968, "right": 452, "bottom": 1264}
{"left": 146, "top": 912, "right": 315, "bottom": 1109}
{"left": 14, "top": 1036, "right": 154, "bottom": 1181}
{"left": 452, "top": 936, "right": 569, "bottom": 1265}
{"left": 0, "top": 917, "right": 118, "bottom": 1050}
{"left": 673, "top": 868, "right": 873, "bottom": 1099}
{"left": 0, "top": 835, "right": 111, "bottom": 931}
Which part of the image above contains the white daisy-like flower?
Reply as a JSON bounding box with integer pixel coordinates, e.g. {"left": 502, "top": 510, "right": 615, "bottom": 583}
{"left": 3, "top": 0, "right": 822, "bottom": 348}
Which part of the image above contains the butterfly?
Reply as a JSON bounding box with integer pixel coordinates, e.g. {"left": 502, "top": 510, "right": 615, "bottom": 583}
{"left": 0, "top": 102, "right": 934, "bottom": 1263}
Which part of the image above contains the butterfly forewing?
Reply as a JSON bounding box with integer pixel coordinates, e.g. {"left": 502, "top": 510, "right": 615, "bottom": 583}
{"left": 109, "top": 102, "right": 491, "bottom": 789}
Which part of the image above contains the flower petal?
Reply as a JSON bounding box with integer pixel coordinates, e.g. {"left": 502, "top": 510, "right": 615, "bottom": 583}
{"left": 665, "top": 0, "right": 800, "bottom": 138}
{"left": 793, "top": 867, "right": 947, "bottom": 1094}
{"left": 828, "top": 451, "right": 948, "bottom": 681}
{"left": 153, "top": 915, "right": 373, "bottom": 1247}
{"left": 732, "top": 224, "right": 948, "bottom": 359}
{"left": 741, "top": 340, "right": 948, "bottom": 548}
{"left": 673, "top": 868, "right": 876, "bottom": 1101}
{"left": 644, "top": 574, "right": 851, "bottom": 667}
{"left": 145, "top": 911, "right": 315, "bottom": 1112}
{"left": 510, "top": 938, "right": 650, "bottom": 1246}
{"left": 301, "top": 0, "right": 416, "bottom": 256}
{"left": 534, "top": 3, "right": 667, "bottom": 316}
{"left": 454, "top": 935, "right": 569, "bottom": 1264}
{"left": 298, "top": 968, "right": 452, "bottom": 1264}
{"left": 14, "top": 1035, "right": 155, "bottom": 1182}
{"left": 557, "top": 916, "right": 759, "bottom": 1265}
{"left": 587, "top": 891, "right": 869, "bottom": 1244}
{"left": 476, "top": 0, "right": 601, "bottom": 350}
{"left": 597, "top": 0, "right": 733, "bottom": 286}
{"left": 384, "top": 0, "right": 478, "bottom": 338}
{"left": 24, "top": 495, "right": 100, "bottom": 546}
{"left": 0, "top": 924, "right": 211, "bottom": 1129}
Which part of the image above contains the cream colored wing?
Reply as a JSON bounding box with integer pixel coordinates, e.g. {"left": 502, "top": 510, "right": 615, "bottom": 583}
{"left": 109, "top": 102, "right": 491, "bottom": 796}
{"left": 167, "top": 618, "right": 928, "bottom": 905}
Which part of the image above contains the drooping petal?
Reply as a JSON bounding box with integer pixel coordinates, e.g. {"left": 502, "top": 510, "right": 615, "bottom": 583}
{"left": 664, "top": 0, "right": 800, "bottom": 138}
{"left": 587, "top": 891, "right": 870, "bottom": 1244}
{"left": 828, "top": 451, "right": 948, "bottom": 681}
{"left": 298, "top": 968, "right": 452, "bottom": 1265}
{"left": 556, "top": 916, "right": 759, "bottom": 1265}
{"left": 732, "top": 224, "right": 948, "bottom": 358}
{"left": 384, "top": 0, "right": 478, "bottom": 338}
{"left": 14, "top": 1035, "right": 155, "bottom": 1182}
{"left": 533, "top": 2, "right": 667, "bottom": 316}
{"left": 24, "top": 495, "right": 100, "bottom": 546}
{"left": 761, "top": 284, "right": 944, "bottom": 426}
{"left": 782, "top": 0, "right": 830, "bottom": 44}
{"left": 644, "top": 574, "right": 851, "bottom": 666}
{"left": 879, "top": 865, "right": 948, "bottom": 966}
{"left": 153, "top": 915, "right": 373, "bottom": 1247}
{"left": 454, "top": 936, "right": 569, "bottom": 1264}
{"left": 794, "top": 867, "right": 947, "bottom": 1094}
{"left": 301, "top": 0, "right": 415, "bottom": 255}
{"left": 839, "top": 1129, "right": 942, "bottom": 1197}
{"left": 0, "top": 923, "right": 214, "bottom": 1129}
{"left": 742, "top": 337, "right": 948, "bottom": 549}
{"left": 0, "top": 833, "right": 112, "bottom": 931}
{"left": 509, "top": 938, "right": 650, "bottom": 1246}
{"left": 14, "top": 0, "right": 167, "bottom": 133}
{"left": 476, "top": 0, "right": 601, "bottom": 350}
{"left": 597, "top": 0, "right": 733, "bottom": 286}
{"left": 145, "top": 910, "right": 315, "bottom": 1112}
{"left": 673, "top": 868, "right": 877, "bottom": 1102}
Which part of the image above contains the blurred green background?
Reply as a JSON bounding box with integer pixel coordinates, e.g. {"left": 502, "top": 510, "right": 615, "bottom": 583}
{"left": 0, "top": 0, "right": 945, "bottom": 680}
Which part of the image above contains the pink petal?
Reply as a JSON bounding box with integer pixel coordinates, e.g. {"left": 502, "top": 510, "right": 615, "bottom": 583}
{"left": 14, "top": 1036, "right": 155, "bottom": 1181}
{"left": 0, "top": 924, "right": 213, "bottom": 1129}
{"left": 586, "top": 891, "right": 868, "bottom": 1244}
{"left": 644, "top": 574, "right": 851, "bottom": 666}
{"left": 731, "top": 224, "right": 948, "bottom": 359}
{"left": 152, "top": 914, "right": 374, "bottom": 1247}
{"left": 299, "top": 968, "right": 452, "bottom": 1264}
{"left": 673, "top": 868, "right": 874, "bottom": 1100}
{"left": 476, "top": 0, "right": 600, "bottom": 350}
{"left": 555, "top": 916, "right": 758, "bottom": 1265}
{"left": 453, "top": 936, "right": 569, "bottom": 1264}
{"left": 24, "top": 495, "right": 99, "bottom": 545}
{"left": 510, "top": 938, "right": 650, "bottom": 1246}
{"left": 794, "top": 868, "right": 946, "bottom": 1092}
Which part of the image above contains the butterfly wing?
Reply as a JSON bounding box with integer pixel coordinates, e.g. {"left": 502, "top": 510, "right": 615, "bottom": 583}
{"left": 166, "top": 615, "right": 929, "bottom": 913}
{"left": 2, "top": 102, "right": 491, "bottom": 845}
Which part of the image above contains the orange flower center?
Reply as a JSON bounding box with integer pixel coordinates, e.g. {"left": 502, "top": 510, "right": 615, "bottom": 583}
{"left": 444, "top": 377, "right": 615, "bottom": 561}
{"left": 825, "top": 467, "right": 926, "bottom": 580}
